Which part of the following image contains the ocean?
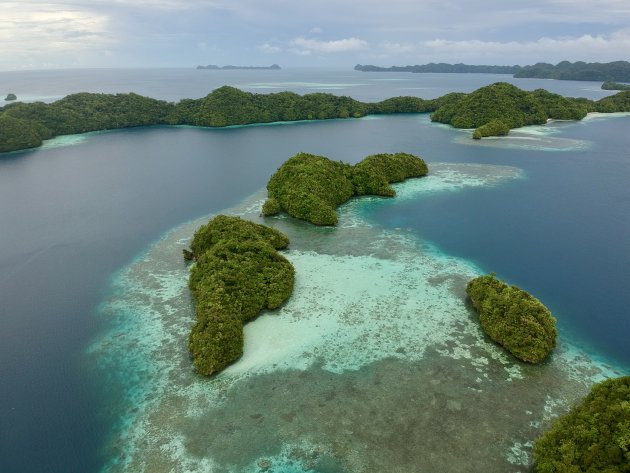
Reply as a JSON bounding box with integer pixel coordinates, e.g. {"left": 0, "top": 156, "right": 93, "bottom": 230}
{"left": 0, "top": 68, "right": 628, "bottom": 472}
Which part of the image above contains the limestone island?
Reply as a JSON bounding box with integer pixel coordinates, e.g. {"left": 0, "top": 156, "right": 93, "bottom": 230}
{"left": 466, "top": 273, "right": 557, "bottom": 363}
{"left": 2, "top": 83, "right": 630, "bottom": 153}
{"left": 4, "top": 93, "right": 17, "bottom": 101}
{"left": 533, "top": 376, "right": 630, "bottom": 472}
{"left": 197, "top": 64, "right": 281, "bottom": 70}
{"left": 184, "top": 215, "right": 294, "bottom": 376}
{"left": 263, "top": 152, "right": 429, "bottom": 225}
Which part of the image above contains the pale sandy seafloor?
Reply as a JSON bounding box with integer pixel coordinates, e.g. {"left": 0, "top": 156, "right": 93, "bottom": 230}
{"left": 89, "top": 163, "right": 626, "bottom": 473}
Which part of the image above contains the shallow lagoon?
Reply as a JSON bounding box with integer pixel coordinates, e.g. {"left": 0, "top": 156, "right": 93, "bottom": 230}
{"left": 92, "top": 164, "right": 624, "bottom": 472}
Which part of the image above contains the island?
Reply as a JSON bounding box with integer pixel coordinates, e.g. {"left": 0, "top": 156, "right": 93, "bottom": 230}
{"left": 356, "top": 60, "right": 630, "bottom": 83}
{"left": 184, "top": 215, "right": 294, "bottom": 376}
{"left": 197, "top": 64, "right": 281, "bottom": 70}
{"left": 355, "top": 63, "right": 521, "bottom": 74}
{"left": 2, "top": 83, "right": 630, "bottom": 153}
{"left": 263, "top": 152, "right": 429, "bottom": 225}
{"left": 602, "top": 81, "right": 630, "bottom": 91}
{"left": 4, "top": 93, "right": 17, "bottom": 101}
{"left": 533, "top": 376, "right": 630, "bottom": 472}
{"left": 514, "top": 60, "right": 630, "bottom": 82}
{"left": 466, "top": 273, "right": 557, "bottom": 363}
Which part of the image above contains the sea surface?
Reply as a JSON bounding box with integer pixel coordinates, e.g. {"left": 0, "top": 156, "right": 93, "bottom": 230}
{"left": 0, "top": 68, "right": 628, "bottom": 472}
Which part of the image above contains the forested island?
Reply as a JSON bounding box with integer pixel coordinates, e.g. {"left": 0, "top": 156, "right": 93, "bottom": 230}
{"left": 356, "top": 60, "right": 630, "bottom": 82}
{"left": 184, "top": 215, "right": 294, "bottom": 376}
{"left": 515, "top": 60, "right": 630, "bottom": 81}
{"left": 2, "top": 83, "right": 630, "bottom": 153}
{"left": 4, "top": 93, "right": 17, "bottom": 101}
{"left": 466, "top": 273, "right": 557, "bottom": 363}
{"left": 263, "top": 152, "right": 429, "bottom": 225}
{"left": 533, "top": 376, "right": 630, "bottom": 471}
{"left": 354, "top": 63, "right": 521, "bottom": 74}
{"left": 602, "top": 81, "right": 630, "bottom": 91}
{"left": 197, "top": 64, "right": 281, "bottom": 70}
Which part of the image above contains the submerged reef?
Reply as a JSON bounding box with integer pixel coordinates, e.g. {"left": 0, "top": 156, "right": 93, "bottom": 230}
{"left": 263, "top": 152, "right": 428, "bottom": 225}
{"left": 185, "top": 215, "right": 294, "bottom": 375}
{"left": 466, "top": 273, "right": 557, "bottom": 363}
{"left": 533, "top": 376, "right": 630, "bottom": 472}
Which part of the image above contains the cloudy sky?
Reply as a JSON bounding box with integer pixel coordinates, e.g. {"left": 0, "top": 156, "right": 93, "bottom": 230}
{"left": 1, "top": 0, "right": 630, "bottom": 70}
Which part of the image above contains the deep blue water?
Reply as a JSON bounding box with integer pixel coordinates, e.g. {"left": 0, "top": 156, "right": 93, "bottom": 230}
{"left": 0, "top": 69, "right": 628, "bottom": 472}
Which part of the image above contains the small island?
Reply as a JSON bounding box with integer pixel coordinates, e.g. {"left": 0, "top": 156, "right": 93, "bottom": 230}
{"left": 184, "top": 215, "right": 294, "bottom": 376}
{"left": 4, "top": 93, "right": 17, "bottom": 101}
{"left": 197, "top": 64, "right": 281, "bottom": 70}
{"left": 602, "top": 81, "right": 630, "bottom": 91}
{"left": 466, "top": 273, "right": 557, "bottom": 363}
{"left": 533, "top": 376, "right": 630, "bottom": 472}
{"left": 263, "top": 152, "right": 429, "bottom": 225}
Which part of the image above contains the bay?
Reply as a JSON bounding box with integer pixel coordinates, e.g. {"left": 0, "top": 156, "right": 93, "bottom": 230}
{"left": 0, "top": 69, "right": 628, "bottom": 472}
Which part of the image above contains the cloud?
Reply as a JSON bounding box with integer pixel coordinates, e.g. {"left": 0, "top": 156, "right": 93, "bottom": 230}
{"left": 257, "top": 43, "right": 281, "bottom": 54}
{"left": 290, "top": 36, "right": 368, "bottom": 54}
{"left": 309, "top": 27, "right": 323, "bottom": 34}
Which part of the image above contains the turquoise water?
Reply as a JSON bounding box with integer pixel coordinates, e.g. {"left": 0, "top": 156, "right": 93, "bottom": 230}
{"left": 1, "top": 69, "right": 629, "bottom": 472}
{"left": 91, "top": 165, "right": 624, "bottom": 472}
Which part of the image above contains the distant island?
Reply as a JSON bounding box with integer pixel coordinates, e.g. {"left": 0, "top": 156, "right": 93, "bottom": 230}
{"left": 355, "top": 63, "right": 521, "bottom": 74}
{"left": 2, "top": 83, "right": 630, "bottom": 153}
{"left": 197, "top": 64, "right": 281, "bottom": 70}
{"left": 602, "top": 80, "right": 630, "bottom": 91}
{"left": 4, "top": 93, "right": 17, "bottom": 101}
{"left": 356, "top": 60, "right": 630, "bottom": 83}
{"left": 515, "top": 60, "right": 630, "bottom": 81}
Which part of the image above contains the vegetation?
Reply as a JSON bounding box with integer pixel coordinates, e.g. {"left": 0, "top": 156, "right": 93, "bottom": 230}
{"left": 354, "top": 63, "right": 521, "bottom": 74}
{"left": 473, "top": 119, "right": 510, "bottom": 139}
{"left": 431, "top": 82, "right": 593, "bottom": 138}
{"left": 3, "top": 83, "right": 630, "bottom": 153}
{"left": 263, "top": 152, "right": 428, "bottom": 225}
{"left": 602, "top": 81, "right": 630, "bottom": 91}
{"left": 514, "top": 60, "right": 630, "bottom": 82}
{"left": 466, "top": 273, "right": 557, "bottom": 363}
{"left": 533, "top": 376, "right": 630, "bottom": 472}
{"left": 5, "top": 93, "right": 17, "bottom": 101}
{"left": 185, "top": 215, "right": 294, "bottom": 376}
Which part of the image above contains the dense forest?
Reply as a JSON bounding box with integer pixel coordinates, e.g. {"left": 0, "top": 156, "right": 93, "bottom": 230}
{"left": 466, "top": 273, "right": 557, "bottom": 363}
{"left": 533, "top": 376, "right": 630, "bottom": 472}
{"left": 355, "top": 63, "right": 521, "bottom": 74}
{"left": 185, "top": 215, "right": 294, "bottom": 376}
{"left": 2, "top": 84, "right": 630, "bottom": 153}
{"left": 514, "top": 60, "right": 630, "bottom": 81}
{"left": 263, "top": 152, "right": 428, "bottom": 225}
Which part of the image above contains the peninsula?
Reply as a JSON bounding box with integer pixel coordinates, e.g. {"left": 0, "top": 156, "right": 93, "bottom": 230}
{"left": 602, "top": 81, "right": 630, "bottom": 91}
{"left": 197, "top": 64, "right": 281, "bottom": 70}
{"left": 2, "top": 83, "right": 630, "bottom": 153}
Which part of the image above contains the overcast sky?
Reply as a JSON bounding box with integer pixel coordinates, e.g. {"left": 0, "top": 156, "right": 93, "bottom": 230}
{"left": 1, "top": 0, "right": 630, "bottom": 70}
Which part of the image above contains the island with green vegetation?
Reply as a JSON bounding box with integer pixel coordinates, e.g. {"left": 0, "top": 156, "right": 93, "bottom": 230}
{"left": 602, "top": 80, "right": 630, "bottom": 91}
{"left": 263, "top": 152, "right": 428, "bottom": 225}
{"left": 197, "top": 64, "right": 281, "bottom": 70}
{"left": 4, "top": 93, "right": 17, "bottom": 101}
{"left": 515, "top": 60, "right": 630, "bottom": 82}
{"left": 533, "top": 376, "right": 630, "bottom": 472}
{"left": 466, "top": 273, "right": 557, "bottom": 363}
{"left": 184, "top": 215, "right": 294, "bottom": 376}
{"left": 2, "top": 83, "right": 630, "bottom": 153}
{"left": 354, "top": 63, "right": 521, "bottom": 74}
